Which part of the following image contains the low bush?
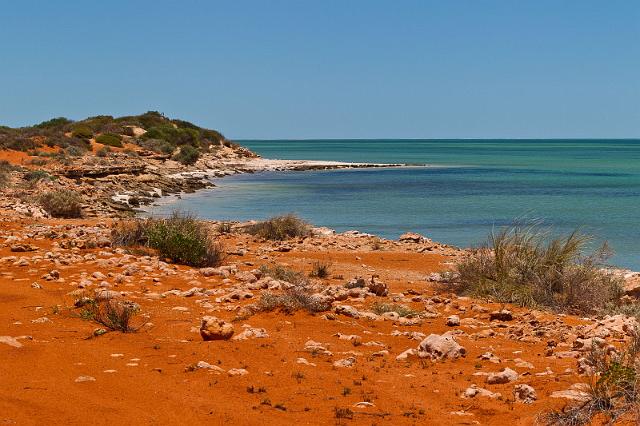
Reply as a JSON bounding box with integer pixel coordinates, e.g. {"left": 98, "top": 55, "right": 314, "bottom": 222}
{"left": 81, "top": 298, "right": 141, "bottom": 333}
{"left": 216, "top": 222, "right": 233, "bottom": 234}
{"left": 38, "top": 190, "right": 82, "bottom": 218}
{"left": 257, "top": 287, "right": 331, "bottom": 315}
{"left": 247, "top": 214, "right": 311, "bottom": 241}
{"left": 35, "top": 117, "right": 72, "bottom": 129}
{"left": 143, "top": 124, "right": 200, "bottom": 147}
{"left": 95, "top": 133, "right": 123, "bottom": 147}
{"left": 71, "top": 125, "right": 93, "bottom": 139}
{"left": 371, "top": 302, "right": 419, "bottom": 318}
{"left": 309, "top": 260, "right": 331, "bottom": 278}
{"left": 65, "top": 146, "right": 86, "bottom": 157}
{"left": 454, "top": 223, "right": 622, "bottom": 314}
{"left": 96, "top": 147, "right": 111, "bottom": 157}
{"left": 111, "top": 220, "right": 149, "bottom": 247}
{"left": 24, "top": 170, "right": 52, "bottom": 182}
{"left": 541, "top": 331, "right": 640, "bottom": 425}
{"left": 138, "top": 138, "right": 175, "bottom": 155}
{"left": 172, "top": 144, "right": 200, "bottom": 165}
{"left": 111, "top": 212, "right": 224, "bottom": 267}
{"left": 6, "top": 137, "right": 38, "bottom": 151}
{"left": 0, "top": 160, "right": 16, "bottom": 188}
{"left": 259, "top": 264, "right": 307, "bottom": 285}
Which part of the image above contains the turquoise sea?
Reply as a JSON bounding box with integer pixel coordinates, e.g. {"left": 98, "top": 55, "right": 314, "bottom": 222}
{"left": 148, "top": 140, "right": 640, "bottom": 270}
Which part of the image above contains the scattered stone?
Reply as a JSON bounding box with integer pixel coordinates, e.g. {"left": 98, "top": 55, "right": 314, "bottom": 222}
{"left": 446, "top": 315, "right": 460, "bottom": 327}
{"left": 513, "top": 384, "right": 537, "bottom": 404}
{"left": 227, "top": 368, "right": 249, "bottom": 376}
{"left": 75, "top": 375, "right": 96, "bottom": 383}
{"left": 417, "top": 333, "right": 466, "bottom": 361}
{"left": 0, "top": 336, "right": 22, "bottom": 348}
{"left": 487, "top": 368, "right": 519, "bottom": 384}
{"left": 490, "top": 310, "right": 513, "bottom": 321}
{"left": 200, "top": 316, "right": 234, "bottom": 341}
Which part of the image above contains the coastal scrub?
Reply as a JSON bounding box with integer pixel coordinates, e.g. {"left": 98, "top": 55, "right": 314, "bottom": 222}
{"left": 453, "top": 223, "right": 622, "bottom": 314}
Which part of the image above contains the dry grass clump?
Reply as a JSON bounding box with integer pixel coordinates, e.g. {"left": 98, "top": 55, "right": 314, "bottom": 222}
{"left": 39, "top": 190, "right": 82, "bottom": 218}
{"left": 309, "top": 260, "right": 331, "bottom": 278}
{"left": 80, "top": 299, "right": 141, "bottom": 333}
{"left": 259, "top": 264, "right": 307, "bottom": 285}
{"left": 111, "top": 212, "right": 224, "bottom": 267}
{"left": 0, "top": 160, "right": 16, "bottom": 188}
{"left": 454, "top": 223, "right": 622, "bottom": 314}
{"left": 541, "top": 331, "right": 640, "bottom": 425}
{"left": 216, "top": 221, "right": 233, "bottom": 234}
{"left": 247, "top": 214, "right": 311, "bottom": 240}
{"left": 371, "top": 302, "right": 419, "bottom": 318}
{"left": 257, "top": 286, "right": 331, "bottom": 315}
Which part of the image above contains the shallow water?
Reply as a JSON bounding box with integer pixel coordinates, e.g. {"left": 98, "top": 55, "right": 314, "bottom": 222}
{"left": 148, "top": 139, "right": 640, "bottom": 269}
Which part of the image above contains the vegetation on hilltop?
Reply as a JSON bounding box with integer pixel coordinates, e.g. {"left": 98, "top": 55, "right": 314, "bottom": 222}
{"left": 0, "top": 111, "right": 241, "bottom": 161}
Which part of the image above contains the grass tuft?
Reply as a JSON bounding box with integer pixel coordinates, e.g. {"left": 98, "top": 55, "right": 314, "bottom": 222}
{"left": 454, "top": 223, "right": 622, "bottom": 314}
{"left": 111, "top": 212, "right": 224, "bottom": 267}
{"left": 309, "top": 260, "right": 332, "bottom": 279}
{"left": 39, "top": 190, "right": 82, "bottom": 218}
{"left": 247, "top": 214, "right": 311, "bottom": 241}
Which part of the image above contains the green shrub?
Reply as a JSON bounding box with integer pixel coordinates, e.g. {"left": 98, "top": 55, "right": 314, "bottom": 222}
{"left": 143, "top": 124, "right": 200, "bottom": 147}
{"left": 138, "top": 138, "right": 175, "bottom": 155}
{"left": 81, "top": 115, "right": 114, "bottom": 131}
{"left": 454, "top": 223, "right": 623, "bottom": 314}
{"left": 24, "top": 170, "right": 52, "bottom": 182}
{"left": 172, "top": 144, "right": 200, "bottom": 165}
{"left": 6, "top": 137, "right": 38, "bottom": 151}
{"left": 371, "top": 302, "right": 419, "bottom": 318}
{"left": 34, "top": 117, "right": 72, "bottom": 129}
{"left": 247, "top": 214, "right": 312, "bottom": 241}
{"left": 112, "top": 212, "right": 224, "bottom": 267}
{"left": 95, "top": 133, "right": 122, "bottom": 147}
{"left": 96, "top": 146, "right": 111, "bottom": 157}
{"left": 71, "top": 125, "right": 93, "bottom": 139}
{"left": 38, "top": 190, "right": 82, "bottom": 218}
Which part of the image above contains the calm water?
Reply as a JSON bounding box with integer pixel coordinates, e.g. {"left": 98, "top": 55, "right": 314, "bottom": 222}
{"left": 148, "top": 140, "right": 640, "bottom": 270}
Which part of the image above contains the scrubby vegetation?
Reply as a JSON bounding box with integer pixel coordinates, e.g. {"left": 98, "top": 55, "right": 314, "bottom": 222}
{"left": 111, "top": 212, "right": 224, "bottom": 267}
{"left": 453, "top": 224, "right": 623, "bottom": 314}
{"left": 0, "top": 160, "right": 16, "bottom": 188}
{"left": 71, "top": 125, "right": 93, "bottom": 140}
{"left": 173, "top": 144, "right": 199, "bottom": 165}
{"left": 0, "top": 111, "right": 234, "bottom": 162}
{"left": 95, "top": 133, "right": 123, "bottom": 147}
{"left": 309, "top": 260, "right": 331, "bottom": 278}
{"left": 542, "top": 331, "right": 640, "bottom": 425}
{"left": 257, "top": 287, "right": 331, "bottom": 314}
{"left": 80, "top": 298, "right": 141, "bottom": 333}
{"left": 259, "top": 264, "right": 307, "bottom": 285}
{"left": 23, "top": 170, "right": 52, "bottom": 182}
{"left": 247, "top": 214, "right": 312, "bottom": 241}
{"left": 38, "top": 190, "right": 82, "bottom": 218}
{"left": 371, "top": 302, "right": 419, "bottom": 318}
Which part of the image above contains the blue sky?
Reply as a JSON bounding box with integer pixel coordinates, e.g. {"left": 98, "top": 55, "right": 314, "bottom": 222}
{"left": 1, "top": 1, "right": 638, "bottom": 139}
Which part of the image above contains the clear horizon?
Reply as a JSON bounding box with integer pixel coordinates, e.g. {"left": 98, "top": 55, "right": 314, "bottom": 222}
{"left": 1, "top": 1, "right": 638, "bottom": 139}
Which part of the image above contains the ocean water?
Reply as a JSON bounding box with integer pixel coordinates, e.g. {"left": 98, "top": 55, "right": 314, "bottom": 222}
{"left": 148, "top": 140, "right": 640, "bottom": 270}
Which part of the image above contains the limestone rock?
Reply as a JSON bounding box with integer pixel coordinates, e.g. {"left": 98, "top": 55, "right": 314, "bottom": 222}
{"left": 200, "top": 316, "right": 234, "bottom": 341}
{"left": 417, "top": 333, "right": 466, "bottom": 361}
